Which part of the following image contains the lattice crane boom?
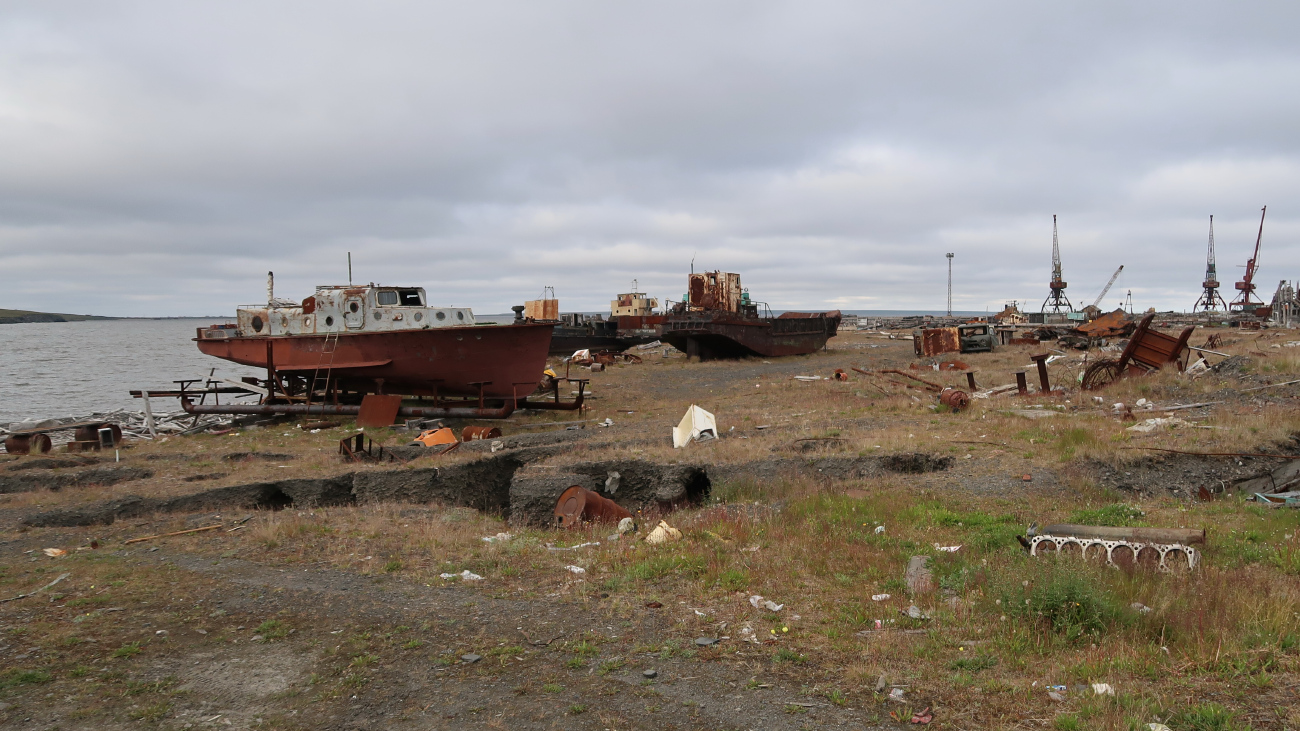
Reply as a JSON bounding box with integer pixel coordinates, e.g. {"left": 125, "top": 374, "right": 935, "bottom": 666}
{"left": 1230, "top": 206, "right": 1268, "bottom": 311}
{"left": 1091, "top": 265, "right": 1123, "bottom": 309}
{"left": 1194, "top": 215, "right": 1226, "bottom": 311}
{"left": 1041, "top": 214, "right": 1073, "bottom": 312}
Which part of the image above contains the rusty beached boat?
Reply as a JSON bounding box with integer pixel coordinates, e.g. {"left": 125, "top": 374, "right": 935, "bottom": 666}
{"left": 188, "top": 275, "right": 561, "bottom": 418}
{"left": 661, "top": 271, "right": 840, "bottom": 360}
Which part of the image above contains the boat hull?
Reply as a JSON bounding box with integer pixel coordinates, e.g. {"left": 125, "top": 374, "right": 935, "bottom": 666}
{"left": 661, "top": 312, "right": 840, "bottom": 360}
{"left": 196, "top": 323, "right": 554, "bottom": 399}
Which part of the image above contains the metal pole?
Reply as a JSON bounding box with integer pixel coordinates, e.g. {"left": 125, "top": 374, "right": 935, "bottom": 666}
{"left": 946, "top": 253, "right": 954, "bottom": 317}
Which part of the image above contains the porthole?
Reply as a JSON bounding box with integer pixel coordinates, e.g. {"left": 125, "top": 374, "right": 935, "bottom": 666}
{"left": 456, "top": 311, "right": 465, "bottom": 321}
{"left": 349, "top": 302, "right": 359, "bottom": 313}
{"left": 251, "top": 316, "right": 264, "bottom": 333}
{"left": 374, "top": 312, "right": 383, "bottom": 320}
{"left": 325, "top": 316, "right": 334, "bottom": 327}
{"left": 304, "top": 317, "right": 312, "bottom": 327}
{"left": 414, "top": 312, "right": 423, "bottom": 322}
{"left": 436, "top": 311, "right": 446, "bottom": 321}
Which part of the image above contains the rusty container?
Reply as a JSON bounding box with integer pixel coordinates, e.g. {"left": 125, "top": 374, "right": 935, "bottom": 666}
{"left": 461, "top": 426, "right": 502, "bottom": 441}
{"left": 913, "top": 327, "right": 961, "bottom": 358}
{"left": 74, "top": 424, "right": 122, "bottom": 448}
{"left": 554, "top": 486, "right": 634, "bottom": 528}
{"left": 938, "top": 388, "right": 970, "bottom": 411}
{"left": 4, "top": 433, "right": 52, "bottom": 455}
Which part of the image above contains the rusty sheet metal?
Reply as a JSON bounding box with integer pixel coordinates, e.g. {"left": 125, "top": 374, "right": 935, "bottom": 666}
{"left": 913, "top": 327, "right": 960, "bottom": 358}
{"left": 356, "top": 394, "right": 404, "bottom": 427}
{"left": 687, "top": 271, "right": 744, "bottom": 312}
{"left": 1076, "top": 309, "right": 1133, "bottom": 337}
{"left": 524, "top": 299, "right": 559, "bottom": 321}
{"left": 1119, "top": 314, "right": 1194, "bottom": 374}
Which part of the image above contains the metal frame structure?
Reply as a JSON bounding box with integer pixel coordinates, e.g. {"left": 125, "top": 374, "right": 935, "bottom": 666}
{"left": 1041, "top": 215, "right": 1073, "bottom": 313}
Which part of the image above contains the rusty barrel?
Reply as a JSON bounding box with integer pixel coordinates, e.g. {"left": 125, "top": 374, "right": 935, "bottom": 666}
{"left": 4, "top": 433, "right": 52, "bottom": 455}
{"left": 939, "top": 388, "right": 970, "bottom": 411}
{"left": 833, "top": 369, "right": 848, "bottom": 381}
{"left": 554, "top": 485, "right": 633, "bottom": 528}
{"left": 74, "top": 424, "right": 122, "bottom": 448}
{"left": 461, "top": 426, "right": 502, "bottom": 442}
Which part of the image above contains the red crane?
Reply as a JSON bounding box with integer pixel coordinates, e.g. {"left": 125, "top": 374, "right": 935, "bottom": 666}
{"left": 1230, "top": 206, "right": 1268, "bottom": 313}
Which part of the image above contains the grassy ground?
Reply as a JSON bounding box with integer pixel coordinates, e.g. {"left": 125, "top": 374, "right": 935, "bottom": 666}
{"left": 1, "top": 325, "right": 1299, "bottom": 729}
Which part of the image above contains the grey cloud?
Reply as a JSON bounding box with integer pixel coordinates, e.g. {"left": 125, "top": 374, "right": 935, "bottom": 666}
{"left": 1, "top": 0, "right": 1298, "bottom": 316}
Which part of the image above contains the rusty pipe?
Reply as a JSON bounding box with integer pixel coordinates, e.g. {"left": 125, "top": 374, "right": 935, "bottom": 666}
{"left": 1015, "top": 371, "right": 1028, "bottom": 396}
{"left": 180, "top": 398, "right": 516, "bottom": 420}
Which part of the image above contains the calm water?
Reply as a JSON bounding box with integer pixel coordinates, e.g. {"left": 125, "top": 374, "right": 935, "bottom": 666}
{"left": 0, "top": 315, "right": 525, "bottom": 424}
{"left": 0, "top": 319, "right": 264, "bottom": 424}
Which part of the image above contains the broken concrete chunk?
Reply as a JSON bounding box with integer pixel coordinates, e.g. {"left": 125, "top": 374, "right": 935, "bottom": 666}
{"left": 905, "top": 555, "right": 934, "bottom": 595}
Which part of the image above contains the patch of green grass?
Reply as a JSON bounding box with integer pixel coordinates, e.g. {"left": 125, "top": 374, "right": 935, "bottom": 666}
{"left": 1169, "top": 703, "right": 1251, "bottom": 731}
{"left": 0, "top": 668, "right": 52, "bottom": 688}
{"left": 402, "top": 639, "right": 424, "bottom": 650}
{"left": 128, "top": 701, "right": 171, "bottom": 722}
{"left": 773, "top": 648, "right": 806, "bottom": 664}
{"left": 627, "top": 555, "right": 707, "bottom": 581}
{"left": 255, "top": 619, "right": 290, "bottom": 640}
{"left": 1068, "top": 504, "right": 1145, "bottom": 527}
{"left": 383, "top": 560, "right": 402, "bottom": 573}
{"left": 825, "top": 688, "right": 847, "bottom": 706}
{"left": 1053, "top": 714, "right": 1082, "bottom": 731}
{"left": 996, "top": 562, "right": 1121, "bottom": 642}
{"left": 712, "top": 568, "right": 750, "bottom": 591}
{"left": 349, "top": 653, "right": 378, "bottom": 668}
{"left": 486, "top": 645, "right": 523, "bottom": 657}
{"left": 112, "top": 641, "right": 143, "bottom": 659}
{"left": 949, "top": 654, "right": 998, "bottom": 672}
{"left": 565, "top": 658, "right": 586, "bottom": 669}
{"left": 597, "top": 658, "right": 625, "bottom": 676}
{"left": 568, "top": 640, "right": 600, "bottom": 657}
{"left": 568, "top": 704, "right": 587, "bottom": 714}
{"left": 542, "top": 683, "right": 564, "bottom": 693}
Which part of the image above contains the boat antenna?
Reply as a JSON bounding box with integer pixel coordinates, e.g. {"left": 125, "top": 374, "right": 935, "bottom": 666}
{"left": 691, "top": 254, "right": 695, "bottom": 274}
{"left": 347, "top": 252, "right": 352, "bottom": 284}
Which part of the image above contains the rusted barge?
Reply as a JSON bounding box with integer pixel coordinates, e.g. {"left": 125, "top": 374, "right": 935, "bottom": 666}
{"left": 660, "top": 271, "right": 840, "bottom": 360}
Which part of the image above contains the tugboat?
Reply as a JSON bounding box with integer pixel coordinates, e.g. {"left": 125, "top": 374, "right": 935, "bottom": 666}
{"left": 661, "top": 271, "right": 840, "bottom": 360}
{"left": 195, "top": 274, "right": 554, "bottom": 402}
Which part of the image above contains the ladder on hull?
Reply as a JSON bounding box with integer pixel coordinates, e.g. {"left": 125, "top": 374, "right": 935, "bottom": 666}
{"left": 306, "top": 331, "right": 340, "bottom": 405}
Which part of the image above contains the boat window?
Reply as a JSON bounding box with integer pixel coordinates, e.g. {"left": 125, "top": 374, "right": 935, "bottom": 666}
{"left": 377, "top": 290, "right": 399, "bottom": 306}
{"left": 399, "top": 289, "right": 423, "bottom": 306}
{"left": 436, "top": 311, "right": 446, "bottom": 321}
{"left": 349, "top": 301, "right": 360, "bottom": 313}
{"left": 457, "top": 311, "right": 465, "bottom": 321}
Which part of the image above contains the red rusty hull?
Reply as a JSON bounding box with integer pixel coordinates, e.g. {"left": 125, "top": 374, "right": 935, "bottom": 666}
{"left": 195, "top": 323, "right": 553, "bottom": 399}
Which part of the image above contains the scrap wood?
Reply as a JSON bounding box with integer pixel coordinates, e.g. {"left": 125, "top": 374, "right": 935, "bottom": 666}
{"left": 124, "top": 524, "right": 222, "bottom": 545}
{"left": 0, "top": 572, "right": 70, "bottom": 603}
{"left": 1240, "top": 379, "right": 1300, "bottom": 393}
{"left": 1121, "top": 447, "right": 1300, "bottom": 460}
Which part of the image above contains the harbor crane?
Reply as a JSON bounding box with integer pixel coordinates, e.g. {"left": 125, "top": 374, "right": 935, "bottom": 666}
{"left": 1229, "top": 206, "right": 1268, "bottom": 313}
{"left": 1193, "top": 215, "right": 1227, "bottom": 312}
{"left": 1090, "top": 265, "right": 1124, "bottom": 310}
{"left": 1041, "top": 215, "right": 1073, "bottom": 313}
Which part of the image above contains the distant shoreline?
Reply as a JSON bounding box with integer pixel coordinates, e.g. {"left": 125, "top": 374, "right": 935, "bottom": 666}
{"left": 0, "top": 310, "right": 228, "bottom": 325}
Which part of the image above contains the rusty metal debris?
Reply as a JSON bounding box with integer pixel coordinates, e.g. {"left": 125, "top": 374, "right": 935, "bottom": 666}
{"left": 938, "top": 388, "right": 970, "bottom": 411}
{"left": 554, "top": 485, "right": 633, "bottom": 528}
{"left": 355, "top": 394, "right": 404, "bottom": 428}
{"left": 1082, "top": 313, "right": 1194, "bottom": 391}
{"left": 461, "top": 426, "right": 502, "bottom": 441}
{"left": 339, "top": 433, "right": 403, "bottom": 463}
{"left": 4, "top": 433, "right": 53, "bottom": 455}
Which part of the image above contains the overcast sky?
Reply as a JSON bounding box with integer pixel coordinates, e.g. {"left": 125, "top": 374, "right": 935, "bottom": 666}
{"left": 1, "top": 1, "right": 1297, "bottom": 317}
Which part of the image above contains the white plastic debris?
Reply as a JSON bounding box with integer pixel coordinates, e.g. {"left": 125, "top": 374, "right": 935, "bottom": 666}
{"left": 1126, "top": 417, "right": 1192, "bottom": 433}
{"left": 905, "top": 605, "right": 930, "bottom": 619}
{"left": 871, "top": 594, "right": 891, "bottom": 601}
{"left": 1091, "top": 683, "right": 1115, "bottom": 696}
{"left": 1130, "top": 602, "right": 1153, "bottom": 614}
{"left": 644, "top": 520, "right": 682, "bottom": 544}
{"left": 933, "top": 544, "right": 962, "bottom": 552}
{"left": 673, "top": 405, "right": 718, "bottom": 448}
{"left": 439, "top": 570, "right": 483, "bottom": 581}
{"left": 564, "top": 565, "right": 587, "bottom": 575}
{"left": 481, "top": 532, "right": 514, "bottom": 543}
{"left": 605, "top": 471, "right": 621, "bottom": 494}
{"left": 748, "top": 595, "right": 785, "bottom": 612}
{"left": 617, "top": 517, "right": 636, "bottom": 534}
{"left": 874, "top": 525, "right": 886, "bottom": 534}
{"left": 888, "top": 688, "right": 905, "bottom": 701}
{"left": 42, "top": 548, "right": 67, "bottom": 557}
{"left": 1147, "top": 724, "right": 1172, "bottom": 731}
